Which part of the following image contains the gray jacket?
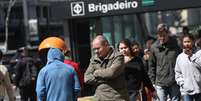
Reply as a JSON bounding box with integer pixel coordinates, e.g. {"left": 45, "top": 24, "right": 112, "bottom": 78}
{"left": 148, "top": 37, "right": 181, "bottom": 87}
{"left": 175, "top": 50, "right": 201, "bottom": 95}
{"left": 84, "top": 48, "right": 129, "bottom": 101}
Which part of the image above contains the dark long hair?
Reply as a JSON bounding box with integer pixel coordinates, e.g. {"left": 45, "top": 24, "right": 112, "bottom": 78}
{"left": 117, "top": 39, "right": 135, "bottom": 56}
{"left": 181, "top": 34, "right": 195, "bottom": 47}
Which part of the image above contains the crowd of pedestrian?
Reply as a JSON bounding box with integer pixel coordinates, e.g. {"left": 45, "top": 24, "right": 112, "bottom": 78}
{"left": 0, "top": 23, "right": 201, "bottom": 101}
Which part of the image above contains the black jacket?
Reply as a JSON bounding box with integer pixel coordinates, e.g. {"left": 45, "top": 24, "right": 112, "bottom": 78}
{"left": 148, "top": 36, "right": 181, "bottom": 87}
{"left": 14, "top": 56, "right": 37, "bottom": 87}
{"left": 125, "top": 56, "right": 155, "bottom": 92}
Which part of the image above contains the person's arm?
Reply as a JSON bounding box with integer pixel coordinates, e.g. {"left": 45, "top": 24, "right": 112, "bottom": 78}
{"left": 36, "top": 70, "right": 47, "bottom": 101}
{"left": 30, "top": 59, "right": 38, "bottom": 80}
{"left": 192, "top": 50, "right": 201, "bottom": 69}
{"left": 141, "top": 61, "right": 155, "bottom": 92}
{"left": 4, "top": 69, "right": 15, "bottom": 101}
{"left": 73, "top": 63, "right": 84, "bottom": 90}
{"left": 84, "top": 60, "right": 98, "bottom": 84}
{"left": 175, "top": 57, "right": 184, "bottom": 88}
{"left": 73, "top": 70, "right": 81, "bottom": 97}
{"left": 148, "top": 48, "right": 156, "bottom": 84}
{"left": 13, "top": 61, "right": 23, "bottom": 86}
{"left": 93, "top": 54, "right": 125, "bottom": 79}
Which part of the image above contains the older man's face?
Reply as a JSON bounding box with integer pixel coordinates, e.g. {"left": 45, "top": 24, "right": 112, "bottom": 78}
{"left": 92, "top": 39, "right": 108, "bottom": 58}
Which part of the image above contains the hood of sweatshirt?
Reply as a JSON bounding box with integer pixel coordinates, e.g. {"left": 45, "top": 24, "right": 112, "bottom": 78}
{"left": 47, "top": 48, "right": 64, "bottom": 64}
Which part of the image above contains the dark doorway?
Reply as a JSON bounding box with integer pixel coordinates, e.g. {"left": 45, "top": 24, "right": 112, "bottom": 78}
{"left": 69, "top": 19, "right": 94, "bottom": 96}
{"left": 68, "top": 19, "right": 91, "bottom": 72}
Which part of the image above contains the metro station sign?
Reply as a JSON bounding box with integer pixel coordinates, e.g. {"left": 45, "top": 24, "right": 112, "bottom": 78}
{"left": 70, "top": 0, "right": 141, "bottom": 17}
{"left": 66, "top": 0, "right": 201, "bottom": 19}
{"left": 87, "top": 0, "right": 138, "bottom": 13}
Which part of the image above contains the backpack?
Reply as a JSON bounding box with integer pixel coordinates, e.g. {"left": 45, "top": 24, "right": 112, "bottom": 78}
{"left": 19, "top": 59, "right": 37, "bottom": 87}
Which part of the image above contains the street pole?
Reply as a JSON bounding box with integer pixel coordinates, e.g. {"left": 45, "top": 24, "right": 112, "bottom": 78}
{"left": 5, "top": 0, "right": 17, "bottom": 52}
{"left": 22, "top": 0, "right": 29, "bottom": 47}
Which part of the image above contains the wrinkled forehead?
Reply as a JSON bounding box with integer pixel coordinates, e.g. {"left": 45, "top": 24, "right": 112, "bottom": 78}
{"left": 92, "top": 38, "right": 107, "bottom": 47}
{"left": 92, "top": 39, "right": 101, "bottom": 47}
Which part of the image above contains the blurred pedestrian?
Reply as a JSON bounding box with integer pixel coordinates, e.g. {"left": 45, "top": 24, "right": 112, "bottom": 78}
{"left": 142, "top": 37, "right": 156, "bottom": 101}
{"left": 9, "top": 49, "right": 24, "bottom": 82}
{"left": 148, "top": 23, "right": 181, "bottom": 101}
{"left": 143, "top": 37, "right": 155, "bottom": 72}
{"left": 182, "top": 26, "right": 190, "bottom": 35}
{"left": 36, "top": 48, "right": 81, "bottom": 101}
{"left": 117, "top": 39, "right": 156, "bottom": 101}
{"left": 175, "top": 34, "right": 201, "bottom": 101}
{"left": 13, "top": 47, "right": 37, "bottom": 101}
{"left": 84, "top": 35, "right": 129, "bottom": 101}
{"left": 131, "top": 41, "right": 144, "bottom": 58}
{"left": 64, "top": 50, "right": 84, "bottom": 92}
{"left": 0, "top": 50, "right": 15, "bottom": 101}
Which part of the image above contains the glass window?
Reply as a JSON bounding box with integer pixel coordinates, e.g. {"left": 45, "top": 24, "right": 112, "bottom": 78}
{"left": 89, "top": 8, "right": 201, "bottom": 49}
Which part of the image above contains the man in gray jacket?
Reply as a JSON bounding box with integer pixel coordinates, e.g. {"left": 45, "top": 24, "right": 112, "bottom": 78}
{"left": 148, "top": 24, "right": 181, "bottom": 101}
{"left": 84, "top": 35, "right": 129, "bottom": 101}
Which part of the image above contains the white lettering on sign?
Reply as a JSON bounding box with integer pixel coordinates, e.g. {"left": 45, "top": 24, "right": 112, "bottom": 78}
{"left": 88, "top": 0, "right": 138, "bottom": 13}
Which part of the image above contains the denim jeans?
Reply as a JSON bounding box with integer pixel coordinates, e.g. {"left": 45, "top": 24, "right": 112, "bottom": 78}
{"left": 154, "top": 84, "right": 180, "bottom": 101}
{"left": 182, "top": 93, "right": 201, "bottom": 101}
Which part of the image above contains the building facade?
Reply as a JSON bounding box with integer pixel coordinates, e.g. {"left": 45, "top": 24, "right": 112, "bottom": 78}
{"left": 0, "top": 0, "right": 201, "bottom": 71}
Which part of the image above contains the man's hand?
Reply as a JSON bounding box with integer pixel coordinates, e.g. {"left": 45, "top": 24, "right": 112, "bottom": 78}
{"left": 93, "top": 70, "right": 99, "bottom": 77}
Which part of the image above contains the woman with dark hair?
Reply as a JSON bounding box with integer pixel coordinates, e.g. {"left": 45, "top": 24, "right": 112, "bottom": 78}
{"left": 117, "top": 39, "right": 156, "bottom": 101}
{"left": 175, "top": 34, "right": 201, "bottom": 101}
{"left": 117, "top": 39, "right": 135, "bottom": 63}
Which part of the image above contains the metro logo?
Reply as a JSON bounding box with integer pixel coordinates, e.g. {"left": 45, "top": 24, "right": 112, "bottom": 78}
{"left": 71, "top": 2, "right": 85, "bottom": 16}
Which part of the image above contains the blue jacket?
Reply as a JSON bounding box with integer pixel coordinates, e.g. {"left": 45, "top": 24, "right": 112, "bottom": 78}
{"left": 36, "top": 48, "right": 80, "bottom": 101}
